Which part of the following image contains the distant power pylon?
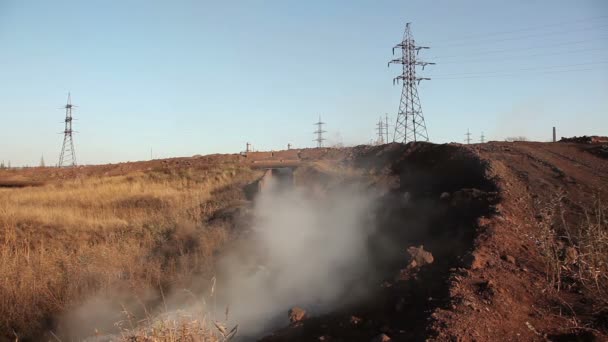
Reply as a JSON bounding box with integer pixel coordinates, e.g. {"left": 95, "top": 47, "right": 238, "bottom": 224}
{"left": 389, "top": 23, "right": 435, "bottom": 143}
{"left": 384, "top": 114, "right": 390, "bottom": 143}
{"left": 480, "top": 132, "right": 486, "bottom": 143}
{"left": 465, "top": 129, "right": 472, "bottom": 144}
{"left": 313, "top": 116, "right": 326, "bottom": 148}
{"left": 58, "top": 93, "right": 77, "bottom": 167}
{"left": 376, "top": 117, "right": 385, "bottom": 144}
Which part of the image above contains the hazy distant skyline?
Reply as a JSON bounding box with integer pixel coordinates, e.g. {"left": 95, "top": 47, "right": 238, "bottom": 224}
{"left": 1, "top": 0, "right": 607, "bottom": 166}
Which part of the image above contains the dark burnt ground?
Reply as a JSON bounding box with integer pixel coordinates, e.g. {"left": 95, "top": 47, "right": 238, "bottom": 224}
{"left": 260, "top": 143, "right": 499, "bottom": 341}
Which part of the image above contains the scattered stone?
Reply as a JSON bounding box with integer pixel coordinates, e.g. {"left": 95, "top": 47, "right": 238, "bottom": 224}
{"left": 440, "top": 192, "right": 450, "bottom": 200}
{"left": 288, "top": 307, "right": 307, "bottom": 324}
{"left": 501, "top": 254, "right": 516, "bottom": 264}
{"left": 463, "top": 299, "right": 476, "bottom": 310}
{"left": 477, "top": 280, "right": 496, "bottom": 300}
{"left": 371, "top": 334, "right": 391, "bottom": 342}
{"left": 406, "top": 245, "right": 434, "bottom": 268}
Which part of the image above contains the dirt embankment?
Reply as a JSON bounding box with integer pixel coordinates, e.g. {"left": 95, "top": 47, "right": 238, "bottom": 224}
{"left": 261, "top": 141, "right": 608, "bottom": 341}
{"left": 261, "top": 142, "right": 500, "bottom": 341}
{"left": 430, "top": 142, "right": 608, "bottom": 341}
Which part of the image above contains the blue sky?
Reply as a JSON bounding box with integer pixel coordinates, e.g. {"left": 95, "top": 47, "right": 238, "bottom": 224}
{"left": 0, "top": 0, "right": 607, "bottom": 166}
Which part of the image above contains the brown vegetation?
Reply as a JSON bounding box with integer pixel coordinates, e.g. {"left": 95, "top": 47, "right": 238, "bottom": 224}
{"left": 0, "top": 162, "right": 259, "bottom": 339}
{"left": 538, "top": 192, "right": 608, "bottom": 314}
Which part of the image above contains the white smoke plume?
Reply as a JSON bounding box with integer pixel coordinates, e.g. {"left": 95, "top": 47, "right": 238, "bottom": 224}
{"left": 216, "top": 170, "right": 378, "bottom": 337}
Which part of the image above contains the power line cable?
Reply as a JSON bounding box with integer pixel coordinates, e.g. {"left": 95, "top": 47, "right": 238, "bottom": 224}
{"left": 432, "top": 66, "right": 605, "bottom": 80}
{"left": 428, "top": 36, "right": 608, "bottom": 60}
{"left": 429, "top": 60, "right": 608, "bottom": 78}
{"left": 428, "top": 24, "right": 608, "bottom": 48}
{"left": 430, "top": 46, "right": 608, "bottom": 65}
{"left": 428, "top": 15, "right": 608, "bottom": 44}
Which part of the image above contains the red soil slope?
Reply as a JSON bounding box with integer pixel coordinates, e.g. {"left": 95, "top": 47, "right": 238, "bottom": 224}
{"left": 431, "top": 141, "right": 608, "bottom": 341}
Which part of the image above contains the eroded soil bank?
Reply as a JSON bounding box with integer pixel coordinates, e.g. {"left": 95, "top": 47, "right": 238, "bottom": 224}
{"left": 255, "top": 141, "right": 608, "bottom": 341}
{"left": 237, "top": 142, "right": 499, "bottom": 341}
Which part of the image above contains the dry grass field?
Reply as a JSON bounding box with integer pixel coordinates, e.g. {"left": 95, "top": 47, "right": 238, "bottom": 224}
{"left": 0, "top": 161, "right": 259, "bottom": 339}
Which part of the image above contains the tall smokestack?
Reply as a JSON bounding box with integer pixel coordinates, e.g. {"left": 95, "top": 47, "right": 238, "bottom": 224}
{"left": 552, "top": 127, "right": 556, "bottom": 143}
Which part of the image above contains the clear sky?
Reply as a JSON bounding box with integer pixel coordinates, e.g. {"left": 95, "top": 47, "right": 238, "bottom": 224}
{"left": 1, "top": 0, "right": 607, "bottom": 166}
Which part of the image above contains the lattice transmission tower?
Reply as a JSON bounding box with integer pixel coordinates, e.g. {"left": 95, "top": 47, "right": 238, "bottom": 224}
{"left": 384, "top": 114, "right": 390, "bottom": 143}
{"left": 376, "top": 117, "right": 385, "bottom": 144}
{"left": 388, "top": 23, "right": 434, "bottom": 143}
{"left": 58, "top": 93, "right": 77, "bottom": 167}
{"left": 313, "top": 116, "right": 326, "bottom": 148}
{"left": 465, "top": 129, "right": 472, "bottom": 144}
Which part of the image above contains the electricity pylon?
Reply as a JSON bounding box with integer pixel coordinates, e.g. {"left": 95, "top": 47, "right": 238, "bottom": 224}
{"left": 389, "top": 23, "right": 434, "bottom": 143}
{"left": 58, "top": 93, "right": 77, "bottom": 167}
{"left": 313, "top": 116, "right": 326, "bottom": 148}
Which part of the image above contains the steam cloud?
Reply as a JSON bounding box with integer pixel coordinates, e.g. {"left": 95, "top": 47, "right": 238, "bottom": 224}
{"left": 217, "top": 171, "right": 378, "bottom": 337}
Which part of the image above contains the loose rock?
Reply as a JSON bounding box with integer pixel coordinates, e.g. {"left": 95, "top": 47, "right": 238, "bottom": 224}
{"left": 406, "top": 245, "right": 434, "bottom": 268}
{"left": 288, "top": 307, "right": 307, "bottom": 324}
{"left": 501, "top": 254, "right": 516, "bottom": 264}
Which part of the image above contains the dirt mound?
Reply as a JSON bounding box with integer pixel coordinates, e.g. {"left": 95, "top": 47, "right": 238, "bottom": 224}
{"left": 589, "top": 144, "right": 608, "bottom": 159}
{"left": 261, "top": 142, "right": 500, "bottom": 341}
{"left": 429, "top": 141, "right": 608, "bottom": 341}
{"left": 559, "top": 135, "right": 608, "bottom": 144}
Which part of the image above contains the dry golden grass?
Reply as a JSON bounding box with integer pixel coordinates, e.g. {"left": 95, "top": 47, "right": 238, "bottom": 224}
{"left": 119, "top": 308, "right": 237, "bottom": 342}
{"left": 0, "top": 163, "right": 258, "bottom": 339}
{"left": 123, "top": 318, "right": 221, "bottom": 342}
